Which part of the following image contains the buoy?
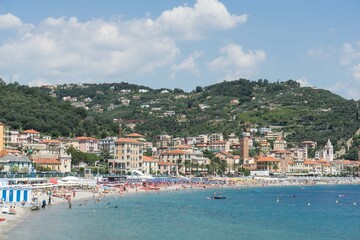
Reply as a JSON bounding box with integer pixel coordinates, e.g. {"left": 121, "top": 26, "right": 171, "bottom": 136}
{"left": 277, "top": 199, "right": 280, "bottom": 203}
{"left": 336, "top": 200, "right": 338, "bottom": 203}
{"left": 354, "top": 202, "right": 357, "bottom": 206}
{"left": 307, "top": 202, "right": 311, "bottom": 206}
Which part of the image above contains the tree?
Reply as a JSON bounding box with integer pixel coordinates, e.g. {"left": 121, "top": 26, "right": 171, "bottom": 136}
{"left": 195, "top": 86, "right": 203, "bottom": 93}
{"left": 99, "top": 149, "right": 111, "bottom": 164}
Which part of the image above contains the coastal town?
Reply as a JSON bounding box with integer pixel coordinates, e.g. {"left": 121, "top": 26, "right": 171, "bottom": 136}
{"left": 1, "top": 121, "right": 359, "bottom": 178}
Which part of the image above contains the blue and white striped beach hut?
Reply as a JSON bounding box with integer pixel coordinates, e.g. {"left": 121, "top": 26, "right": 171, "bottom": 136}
{"left": 0, "top": 188, "right": 32, "bottom": 203}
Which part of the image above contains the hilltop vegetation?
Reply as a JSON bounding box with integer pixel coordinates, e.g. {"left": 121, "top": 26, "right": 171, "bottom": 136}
{"left": 0, "top": 78, "right": 359, "bottom": 150}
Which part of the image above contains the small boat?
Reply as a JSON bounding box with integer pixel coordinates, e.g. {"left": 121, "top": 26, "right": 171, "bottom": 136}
{"left": 209, "top": 196, "right": 226, "bottom": 200}
{"left": 0, "top": 218, "right": 6, "bottom": 222}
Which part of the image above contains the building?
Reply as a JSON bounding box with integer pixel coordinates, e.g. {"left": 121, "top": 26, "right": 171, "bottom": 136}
{"left": 208, "top": 133, "right": 223, "bottom": 143}
{"left": 109, "top": 138, "right": 144, "bottom": 174}
{"left": 99, "top": 137, "right": 117, "bottom": 156}
{"left": 57, "top": 137, "right": 80, "bottom": 150}
{"left": 32, "top": 158, "right": 61, "bottom": 172}
{"left": 157, "top": 161, "right": 176, "bottom": 175}
{"left": 324, "top": 139, "right": 334, "bottom": 162}
{"left": 0, "top": 122, "right": 4, "bottom": 152}
{"left": 301, "top": 141, "right": 317, "bottom": 149}
{"left": 215, "top": 151, "right": 240, "bottom": 173}
{"left": 159, "top": 150, "right": 188, "bottom": 174}
{"left": 126, "top": 133, "right": 146, "bottom": 142}
{"left": 273, "top": 137, "right": 287, "bottom": 151}
{"left": 255, "top": 156, "right": 280, "bottom": 172}
{"left": 0, "top": 155, "right": 33, "bottom": 173}
{"left": 155, "top": 135, "right": 172, "bottom": 148}
{"left": 76, "top": 137, "right": 99, "bottom": 153}
{"left": 143, "top": 156, "right": 158, "bottom": 175}
{"left": 239, "top": 137, "right": 250, "bottom": 160}
{"left": 19, "top": 129, "right": 41, "bottom": 144}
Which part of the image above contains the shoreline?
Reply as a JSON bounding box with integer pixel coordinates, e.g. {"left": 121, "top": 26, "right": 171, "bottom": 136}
{"left": 1, "top": 177, "right": 360, "bottom": 238}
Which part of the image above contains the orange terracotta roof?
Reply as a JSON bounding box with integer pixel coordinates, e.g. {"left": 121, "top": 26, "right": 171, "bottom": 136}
{"left": 22, "top": 129, "right": 40, "bottom": 134}
{"left": 288, "top": 161, "right": 295, "bottom": 165}
{"left": 41, "top": 140, "right": 61, "bottom": 143}
{"left": 157, "top": 161, "right": 176, "bottom": 166}
{"left": 317, "top": 159, "right": 327, "bottom": 163}
{"left": 304, "top": 160, "right": 320, "bottom": 165}
{"left": 162, "top": 150, "right": 186, "bottom": 155}
{"left": 256, "top": 156, "right": 280, "bottom": 162}
{"left": 196, "top": 144, "right": 207, "bottom": 147}
{"left": 75, "top": 136, "right": 98, "bottom": 141}
{"left": 143, "top": 156, "right": 157, "bottom": 162}
{"left": 323, "top": 163, "right": 332, "bottom": 167}
{"left": 3, "top": 149, "right": 21, "bottom": 153}
{"left": 126, "top": 133, "right": 144, "bottom": 137}
{"left": 32, "top": 158, "right": 61, "bottom": 165}
{"left": 116, "top": 138, "right": 143, "bottom": 144}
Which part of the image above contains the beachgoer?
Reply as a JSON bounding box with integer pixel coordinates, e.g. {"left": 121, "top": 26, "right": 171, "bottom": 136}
{"left": 48, "top": 196, "right": 52, "bottom": 205}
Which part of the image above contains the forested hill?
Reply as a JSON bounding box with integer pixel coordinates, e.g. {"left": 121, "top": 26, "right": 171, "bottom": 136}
{"left": 0, "top": 80, "right": 117, "bottom": 137}
{"left": 0, "top": 78, "right": 359, "bottom": 149}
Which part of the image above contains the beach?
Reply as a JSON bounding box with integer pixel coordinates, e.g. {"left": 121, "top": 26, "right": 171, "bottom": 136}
{"left": 1, "top": 176, "right": 360, "bottom": 239}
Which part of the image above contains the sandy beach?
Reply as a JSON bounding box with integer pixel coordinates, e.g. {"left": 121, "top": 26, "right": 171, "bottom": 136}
{"left": 1, "top": 176, "right": 360, "bottom": 238}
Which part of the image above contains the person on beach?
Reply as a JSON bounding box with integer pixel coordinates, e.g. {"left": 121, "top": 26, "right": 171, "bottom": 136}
{"left": 48, "top": 196, "right": 52, "bottom": 206}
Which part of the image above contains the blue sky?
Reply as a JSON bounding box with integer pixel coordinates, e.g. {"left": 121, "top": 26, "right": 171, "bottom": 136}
{"left": 0, "top": 0, "right": 359, "bottom": 99}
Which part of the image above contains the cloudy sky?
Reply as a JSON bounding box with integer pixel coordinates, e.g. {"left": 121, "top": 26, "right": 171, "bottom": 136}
{"left": 0, "top": 0, "right": 359, "bottom": 99}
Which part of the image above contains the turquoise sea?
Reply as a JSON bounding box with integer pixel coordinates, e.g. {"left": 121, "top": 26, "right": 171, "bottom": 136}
{"left": 6, "top": 184, "right": 360, "bottom": 240}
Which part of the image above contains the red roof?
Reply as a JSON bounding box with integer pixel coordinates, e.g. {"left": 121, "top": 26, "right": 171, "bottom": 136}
{"left": 161, "top": 150, "right": 186, "bottom": 155}
{"left": 157, "top": 161, "right": 176, "bottom": 166}
{"left": 126, "top": 133, "right": 144, "bottom": 137}
{"left": 75, "top": 137, "right": 98, "bottom": 141}
{"left": 41, "top": 140, "right": 61, "bottom": 144}
{"left": 32, "top": 158, "right": 61, "bottom": 165}
{"left": 143, "top": 156, "right": 157, "bottom": 162}
{"left": 256, "top": 156, "right": 280, "bottom": 162}
{"left": 116, "top": 138, "right": 143, "bottom": 144}
{"left": 22, "top": 129, "right": 40, "bottom": 134}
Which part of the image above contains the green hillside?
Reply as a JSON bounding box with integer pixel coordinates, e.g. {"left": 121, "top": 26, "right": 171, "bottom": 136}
{"left": 1, "top": 78, "right": 359, "bottom": 150}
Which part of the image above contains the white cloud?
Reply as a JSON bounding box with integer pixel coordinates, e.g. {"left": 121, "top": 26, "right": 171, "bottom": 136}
{"left": 0, "top": 16, "right": 180, "bottom": 85}
{"left": 0, "top": 0, "right": 249, "bottom": 86}
{"left": 296, "top": 77, "right": 312, "bottom": 87}
{"left": 351, "top": 63, "right": 360, "bottom": 81}
{"left": 155, "top": 0, "right": 247, "bottom": 40}
{"left": 171, "top": 50, "right": 202, "bottom": 76}
{"left": 0, "top": 13, "right": 23, "bottom": 29}
{"left": 207, "top": 44, "right": 266, "bottom": 80}
{"left": 307, "top": 45, "right": 336, "bottom": 59}
{"left": 340, "top": 41, "right": 360, "bottom": 65}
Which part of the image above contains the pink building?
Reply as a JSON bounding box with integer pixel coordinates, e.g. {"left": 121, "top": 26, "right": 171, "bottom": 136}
{"left": 75, "top": 137, "right": 99, "bottom": 153}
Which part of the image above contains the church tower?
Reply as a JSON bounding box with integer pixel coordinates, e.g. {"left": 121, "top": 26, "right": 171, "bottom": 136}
{"left": 324, "top": 139, "right": 333, "bottom": 162}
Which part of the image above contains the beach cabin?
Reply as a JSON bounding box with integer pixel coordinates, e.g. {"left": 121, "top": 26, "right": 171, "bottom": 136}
{"left": 0, "top": 187, "right": 32, "bottom": 203}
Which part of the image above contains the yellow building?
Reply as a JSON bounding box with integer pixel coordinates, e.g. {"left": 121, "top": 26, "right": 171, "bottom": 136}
{"left": 109, "top": 138, "right": 144, "bottom": 174}
{"left": 0, "top": 122, "right": 4, "bottom": 152}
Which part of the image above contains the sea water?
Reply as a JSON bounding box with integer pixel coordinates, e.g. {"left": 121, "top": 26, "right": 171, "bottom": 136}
{"left": 6, "top": 184, "right": 360, "bottom": 240}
